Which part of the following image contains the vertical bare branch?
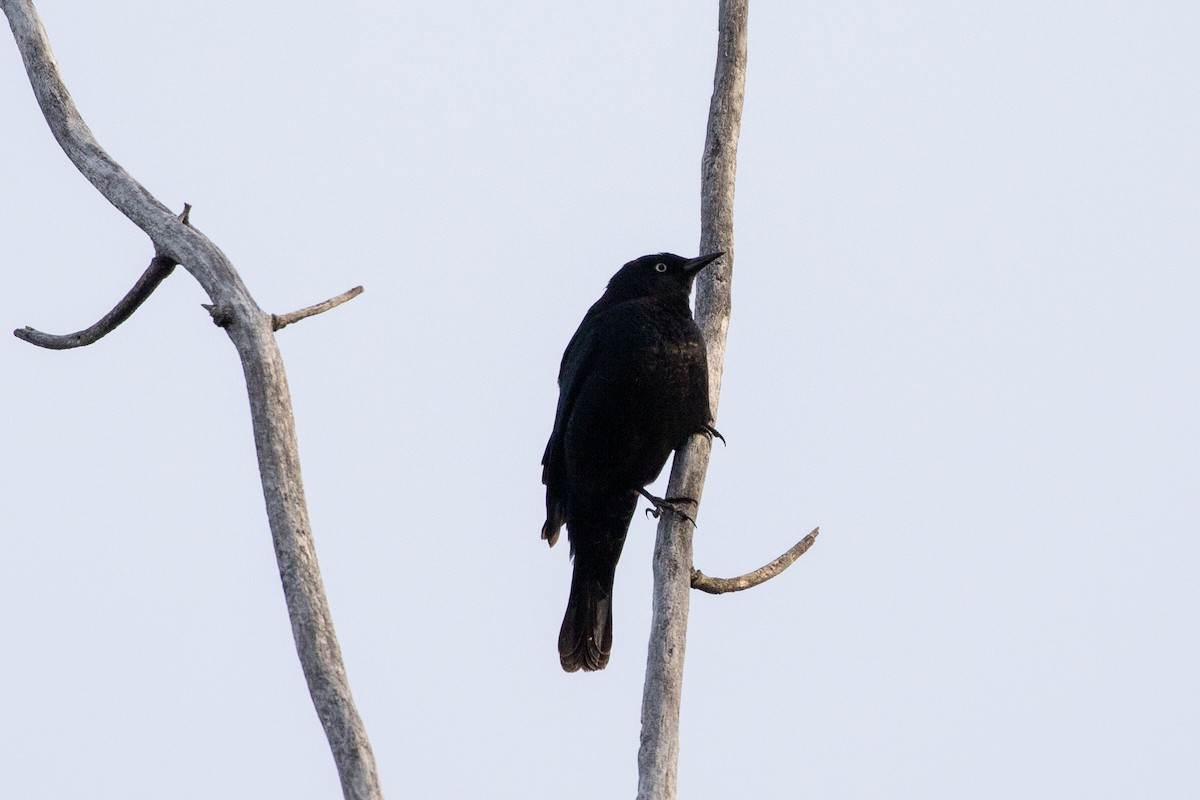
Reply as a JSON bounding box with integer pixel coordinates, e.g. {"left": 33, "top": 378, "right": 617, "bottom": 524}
{"left": 2, "top": 3, "right": 382, "bottom": 797}
{"left": 637, "top": 1, "right": 748, "bottom": 798}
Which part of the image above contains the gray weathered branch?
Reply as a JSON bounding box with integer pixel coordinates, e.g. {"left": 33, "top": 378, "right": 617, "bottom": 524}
{"left": 14, "top": 206, "right": 192, "bottom": 349}
{"left": 691, "top": 528, "right": 820, "bottom": 594}
{"left": 637, "top": 1, "right": 749, "bottom": 798}
{"left": 2, "top": 3, "right": 381, "bottom": 798}
{"left": 14, "top": 254, "right": 177, "bottom": 349}
{"left": 273, "top": 286, "right": 365, "bottom": 331}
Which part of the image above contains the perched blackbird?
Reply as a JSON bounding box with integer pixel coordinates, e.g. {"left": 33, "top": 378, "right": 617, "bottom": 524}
{"left": 541, "top": 251, "right": 722, "bottom": 672}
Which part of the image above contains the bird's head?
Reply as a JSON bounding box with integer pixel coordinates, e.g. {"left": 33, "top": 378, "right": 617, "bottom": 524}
{"left": 604, "top": 251, "right": 724, "bottom": 302}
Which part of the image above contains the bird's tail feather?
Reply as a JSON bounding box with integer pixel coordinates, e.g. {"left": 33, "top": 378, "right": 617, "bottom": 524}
{"left": 558, "top": 556, "right": 617, "bottom": 672}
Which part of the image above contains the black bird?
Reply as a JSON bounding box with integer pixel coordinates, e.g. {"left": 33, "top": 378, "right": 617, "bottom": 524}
{"left": 541, "top": 251, "right": 722, "bottom": 672}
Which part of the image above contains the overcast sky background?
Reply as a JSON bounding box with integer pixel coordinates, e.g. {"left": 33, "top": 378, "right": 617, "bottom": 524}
{"left": 2, "top": 2, "right": 1197, "bottom": 798}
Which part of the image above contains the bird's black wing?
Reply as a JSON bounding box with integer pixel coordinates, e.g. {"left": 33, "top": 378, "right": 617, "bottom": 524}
{"left": 541, "top": 311, "right": 601, "bottom": 546}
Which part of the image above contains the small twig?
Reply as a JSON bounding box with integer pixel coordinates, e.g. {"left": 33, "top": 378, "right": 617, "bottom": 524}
{"left": 691, "top": 528, "right": 819, "bottom": 595}
{"left": 201, "top": 303, "right": 234, "bottom": 328}
{"left": 13, "top": 204, "right": 190, "bottom": 349}
{"left": 272, "top": 286, "right": 364, "bottom": 331}
{"left": 14, "top": 254, "right": 177, "bottom": 349}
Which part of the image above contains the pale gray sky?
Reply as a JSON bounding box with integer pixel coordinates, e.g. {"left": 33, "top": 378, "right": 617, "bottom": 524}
{"left": 3, "top": 2, "right": 1198, "bottom": 797}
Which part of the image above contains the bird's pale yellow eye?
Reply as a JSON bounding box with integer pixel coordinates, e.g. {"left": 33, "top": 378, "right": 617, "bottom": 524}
{"left": 654, "top": 263, "right": 667, "bottom": 273}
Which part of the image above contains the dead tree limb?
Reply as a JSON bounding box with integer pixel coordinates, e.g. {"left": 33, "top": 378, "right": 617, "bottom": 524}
{"left": 636, "top": 1, "right": 749, "bottom": 797}
{"left": 692, "top": 528, "right": 820, "bottom": 594}
{"left": 2, "top": 3, "right": 382, "bottom": 798}
{"left": 14, "top": 254, "right": 178, "bottom": 349}
{"left": 273, "top": 286, "right": 365, "bottom": 331}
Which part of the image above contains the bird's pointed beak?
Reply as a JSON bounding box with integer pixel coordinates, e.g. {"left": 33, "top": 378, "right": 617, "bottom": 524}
{"left": 683, "top": 251, "right": 724, "bottom": 274}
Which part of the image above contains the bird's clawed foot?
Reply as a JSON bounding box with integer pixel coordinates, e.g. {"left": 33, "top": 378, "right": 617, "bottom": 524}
{"left": 702, "top": 424, "right": 726, "bottom": 446}
{"left": 637, "top": 488, "right": 698, "bottom": 525}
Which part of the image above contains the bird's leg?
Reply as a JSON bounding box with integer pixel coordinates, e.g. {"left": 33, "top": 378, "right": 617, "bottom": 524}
{"left": 701, "top": 424, "right": 726, "bottom": 446}
{"left": 637, "top": 488, "right": 698, "bottom": 526}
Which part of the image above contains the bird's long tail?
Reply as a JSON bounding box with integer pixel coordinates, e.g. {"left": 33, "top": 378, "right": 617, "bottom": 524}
{"left": 558, "top": 552, "right": 619, "bottom": 672}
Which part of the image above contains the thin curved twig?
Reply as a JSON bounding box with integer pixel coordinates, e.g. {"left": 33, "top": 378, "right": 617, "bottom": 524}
{"left": 272, "top": 286, "right": 364, "bottom": 331}
{"left": 691, "top": 528, "right": 819, "bottom": 594}
{"left": 14, "top": 254, "right": 177, "bottom": 349}
{"left": 12, "top": 205, "right": 188, "bottom": 349}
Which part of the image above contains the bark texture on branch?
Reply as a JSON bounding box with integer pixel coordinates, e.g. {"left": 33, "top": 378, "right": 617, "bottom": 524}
{"left": 637, "top": 1, "right": 748, "bottom": 798}
{"left": 273, "top": 286, "right": 365, "bottom": 331}
{"left": 14, "top": 254, "right": 177, "bottom": 349}
{"left": 692, "top": 528, "right": 820, "bottom": 594}
{"left": 2, "top": 3, "right": 381, "bottom": 798}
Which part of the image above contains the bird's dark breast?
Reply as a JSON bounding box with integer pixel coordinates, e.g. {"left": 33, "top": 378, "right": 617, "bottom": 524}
{"left": 562, "top": 298, "right": 710, "bottom": 494}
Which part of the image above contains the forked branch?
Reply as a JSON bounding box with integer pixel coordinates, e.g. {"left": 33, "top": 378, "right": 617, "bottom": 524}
{"left": 3, "top": 2, "right": 380, "bottom": 797}
{"left": 638, "top": 1, "right": 819, "bottom": 797}
{"left": 637, "top": 2, "right": 750, "bottom": 798}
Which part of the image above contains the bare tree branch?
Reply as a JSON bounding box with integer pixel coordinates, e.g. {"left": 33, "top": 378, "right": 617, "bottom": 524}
{"left": 14, "top": 206, "right": 193, "bottom": 349}
{"left": 691, "top": 528, "right": 820, "bottom": 594}
{"left": 2, "top": 3, "right": 381, "bottom": 798}
{"left": 14, "top": 254, "right": 177, "bottom": 349}
{"left": 637, "top": 1, "right": 749, "bottom": 798}
{"left": 273, "top": 286, "right": 365, "bottom": 331}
